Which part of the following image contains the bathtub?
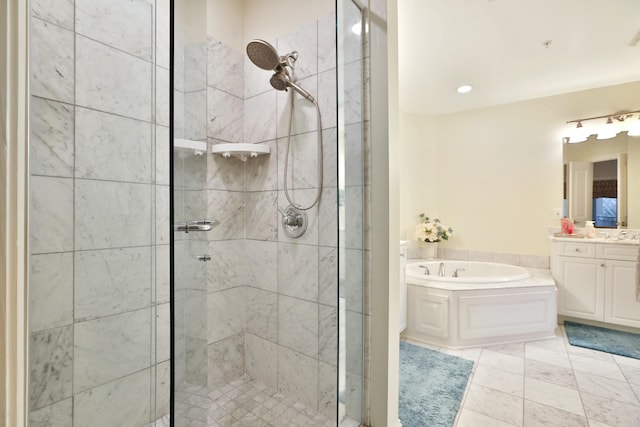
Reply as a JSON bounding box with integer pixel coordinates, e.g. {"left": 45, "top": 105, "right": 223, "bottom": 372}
{"left": 403, "top": 260, "right": 557, "bottom": 349}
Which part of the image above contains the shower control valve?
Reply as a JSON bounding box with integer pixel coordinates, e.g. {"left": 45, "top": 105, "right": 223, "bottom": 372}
{"left": 278, "top": 205, "right": 308, "bottom": 238}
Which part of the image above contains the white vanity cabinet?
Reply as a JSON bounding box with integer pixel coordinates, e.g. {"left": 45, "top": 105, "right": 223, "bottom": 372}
{"left": 552, "top": 240, "right": 640, "bottom": 328}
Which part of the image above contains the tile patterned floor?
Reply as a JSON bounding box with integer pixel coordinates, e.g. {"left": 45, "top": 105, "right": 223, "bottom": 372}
{"left": 405, "top": 324, "right": 640, "bottom": 427}
{"left": 152, "top": 375, "right": 338, "bottom": 427}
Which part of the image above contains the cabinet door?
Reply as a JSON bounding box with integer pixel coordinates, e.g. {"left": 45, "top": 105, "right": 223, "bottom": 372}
{"left": 558, "top": 257, "right": 604, "bottom": 320}
{"left": 605, "top": 260, "right": 640, "bottom": 328}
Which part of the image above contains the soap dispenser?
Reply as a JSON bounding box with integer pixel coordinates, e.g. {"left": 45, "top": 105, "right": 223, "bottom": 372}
{"left": 585, "top": 221, "right": 595, "bottom": 238}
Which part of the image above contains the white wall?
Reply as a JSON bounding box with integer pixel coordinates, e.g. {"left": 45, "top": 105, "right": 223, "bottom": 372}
{"left": 206, "top": 0, "right": 244, "bottom": 51}
{"left": 399, "top": 80, "right": 640, "bottom": 256}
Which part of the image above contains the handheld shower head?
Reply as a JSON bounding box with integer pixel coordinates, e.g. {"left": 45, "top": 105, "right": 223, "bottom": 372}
{"left": 269, "top": 69, "right": 315, "bottom": 102}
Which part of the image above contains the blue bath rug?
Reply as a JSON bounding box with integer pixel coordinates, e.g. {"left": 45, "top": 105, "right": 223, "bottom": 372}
{"left": 564, "top": 321, "right": 640, "bottom": 360}
{"left": 399, "top": 341, "right": 473, "bottom": 427}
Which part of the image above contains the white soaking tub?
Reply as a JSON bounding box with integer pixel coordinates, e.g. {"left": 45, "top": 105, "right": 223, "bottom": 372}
{"left": 403, "top": 260, "right": 557, "bottom": 349}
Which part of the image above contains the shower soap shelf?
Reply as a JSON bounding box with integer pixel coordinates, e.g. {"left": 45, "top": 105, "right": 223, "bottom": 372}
{"left": 211, "top": 143, "right": 270, "bottom": 161}
{"left": 174, "top": 138, "right": 207, "bottom": 157}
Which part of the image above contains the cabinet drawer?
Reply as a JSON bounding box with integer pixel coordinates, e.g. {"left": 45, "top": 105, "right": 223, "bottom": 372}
{"left": 557, "top": 243, "right": 596, "bottom": 258}
{"left": 596, "top": 244, "right": 639, "bottom": 262}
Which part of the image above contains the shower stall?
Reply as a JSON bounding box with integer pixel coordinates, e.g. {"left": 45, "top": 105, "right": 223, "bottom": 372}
{"left": 25, "top": 0, "right": 371, "bottom": 425}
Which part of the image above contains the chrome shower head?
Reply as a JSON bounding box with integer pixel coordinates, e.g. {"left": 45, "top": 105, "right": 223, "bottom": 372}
{"left": 270, "top": 70, "right": 289, "bottom": 91}
{"left": 246, "top": 39, "right": 280, "bottom": 71}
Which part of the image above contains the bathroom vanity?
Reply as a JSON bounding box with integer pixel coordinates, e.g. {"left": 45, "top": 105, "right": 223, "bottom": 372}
{"left": 550, "top": 236, "right": 640, "bottom": 328}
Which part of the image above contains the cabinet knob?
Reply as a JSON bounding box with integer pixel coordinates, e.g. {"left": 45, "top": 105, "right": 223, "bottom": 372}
{"left": 575, "top": 248, "right": 580, "bottom": 252}
{"left": 600, "top": 263, "right": 606, "bottom": 268}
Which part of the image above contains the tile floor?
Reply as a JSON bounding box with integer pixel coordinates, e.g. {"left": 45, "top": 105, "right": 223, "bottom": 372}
{"left": 405, "top": 324, "right": 640, "bottom": 427}
{"left": 152, "top": 375, "right": 339, "bottom": 427}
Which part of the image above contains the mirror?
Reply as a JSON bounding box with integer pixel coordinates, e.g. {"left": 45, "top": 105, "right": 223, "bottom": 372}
{"left": 563, "top": 131, "right": 637, "bottom": 228}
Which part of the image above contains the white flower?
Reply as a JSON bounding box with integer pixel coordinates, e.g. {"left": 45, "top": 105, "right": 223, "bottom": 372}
{"left": 415, "top": 213, "right": 453, "bottom": 243}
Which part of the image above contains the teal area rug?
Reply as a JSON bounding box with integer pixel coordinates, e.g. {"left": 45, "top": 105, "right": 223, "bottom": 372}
{"left": 399, "top": 341, "right": 473, "bottom": 427}
{"left": 564, "top": 321, "right": 640, "bottom": 360}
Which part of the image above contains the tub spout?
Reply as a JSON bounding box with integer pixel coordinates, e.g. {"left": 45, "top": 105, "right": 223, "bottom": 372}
{"left": 438, "top": 262, "right": 445, "bottom": 277}
{"left": 419, "top": 265, "right": 430, "bottom": 275}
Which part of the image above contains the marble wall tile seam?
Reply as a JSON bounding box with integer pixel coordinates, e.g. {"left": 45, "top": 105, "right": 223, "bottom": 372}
{"left": 75, "top": 32, "right": 156, "bottom": 67}
{"left": 73, "top": 103, "right": 157, "bottom": 127}
{"left": 31, "top": 15, "right": 73, "bottom": 35}
{"left": 206, "top": 84, "right": 244, "bottom": 102}
{"left": 72, "top": 175, "right": 155, "bottom": 187}
{"left": 275, "top": 289, "right": 321, "bottom": 307}
{"left": 70, "top": 365, "right": 153, "bottom": 398}
{"left": 71, "top": 304, "right": 154, "bottom": 326}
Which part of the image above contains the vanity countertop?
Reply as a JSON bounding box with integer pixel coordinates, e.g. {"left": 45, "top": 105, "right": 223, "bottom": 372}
{"left": 549, "top": 235, "right": 640, "bottom": 245}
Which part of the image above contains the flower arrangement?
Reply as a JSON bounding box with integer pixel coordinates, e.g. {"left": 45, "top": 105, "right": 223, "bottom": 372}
{"left": 415, "top": 213, "right": 453, "bottom": 243}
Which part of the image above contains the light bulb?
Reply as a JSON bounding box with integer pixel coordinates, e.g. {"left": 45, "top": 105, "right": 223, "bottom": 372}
{"left": 596, "top": 117, "right": 618, "bottom": 140}
{"left": 627, "top": 115, "right": 640, "bottom": 137}
{"left": 568, "top": 121, "right": 588, "bottom": 143}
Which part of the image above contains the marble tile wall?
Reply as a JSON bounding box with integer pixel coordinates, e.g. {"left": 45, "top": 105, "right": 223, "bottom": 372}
{"left": 28, "top": 0, "right": 170, "bottom": 425}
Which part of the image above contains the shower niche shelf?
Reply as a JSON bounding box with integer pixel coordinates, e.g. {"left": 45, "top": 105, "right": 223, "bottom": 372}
{"left": 211, "top": 143, "right": 270, "bottom": 162}
{"left": 174, "top": 138, "right": 207, "bottom": 157}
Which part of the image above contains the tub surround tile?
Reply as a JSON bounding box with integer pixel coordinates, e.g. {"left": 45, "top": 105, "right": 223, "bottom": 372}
{"left": 30, "top": 176, "right": 73, "bottom": 254}
{"left": 73, "top": 308, "right": 151, "bottom": 393}
{"left": 29, "top": 253, "right": 73, "bottom": 332}
{"left": 75, "top": 180, "right": 151, "bottom": 250}
{"left": 207, "top": 287, "right": 245, "bottom": 344}
{"left": 206, "top": 190, "right": 244, "bottom": 240}
{"left": 28, "top": 398, "right": 73, "bottom": 427}
{"left": 278, "top": 243, "right": 319, "bottom": 302}
{"left": 246, "top": 288, "right": 278, "bottom": 342}
{"left": 207, "top": 240, "right": 246, "bottom": 292}
{"left": 75, "top": 107, "right": 152, "bottom": 183}
{"left": 519, "top": 254, "right": 550, "bottom": 269}
{"left": 208, "top": 332, "right": 245, "bottom": 389}
{"left": 245, "top": 333, "right": 278, "bottom": 390}
{"left": 30, "top": 97, "right": 74, "bottom": 177}
{"left": 276, "top": 76, "right": 318, "bottom": 138}
{"left": 74, "top": 247, "right": 151, "bottom": 321}
{"left": 208, "top": 140, "right": 246, "bottom": 192}
{"left": 76, "top": 35, "right": 152, "bottom": 122}
{"left": 463, "top": 384, "right": 523, "bottom": 426}
{"left": 29, "top": 326, "right": 73, "bottom": 410}
{"left": 245, "top": 240, "right": 278, "bottom": 293}
{"left": 523, "top": 400, "right": 588, "bottom": 427}
{"left": 277, "top": 346, "right": 318, "bottom": 411}
{"left": 30, "top": 19, "right": 74, "bottom": 103}
{"left": 75, "top": 0, "right": 152, "bottom": 60}
{"left": 207, "top": 87, "right": 243, "bottom": 143}
{"left": 208, "top": 38, "right": 243, "bottom": 98}
{"left": 278, "top": 295, "right": 318, "bottom": 358}
{"left": 74, "top": 369, "right": 151, "bottom": 427}
{"left": 244, "top": 91, "right": 277, "bottom": 144}
{"left": 31, "top": 0, "right": 74, "bottom": 30}
{"left": 245, "top": 191, "right": 278, "bottom": 241}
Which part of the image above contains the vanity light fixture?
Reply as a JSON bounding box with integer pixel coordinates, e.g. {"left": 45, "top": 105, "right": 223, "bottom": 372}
{"left": 565, "top": 110, "right": 640, "bottom": 143}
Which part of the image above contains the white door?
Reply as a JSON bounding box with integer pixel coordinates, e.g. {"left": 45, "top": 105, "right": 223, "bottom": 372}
{"left": 568, "top": 161, "right": 593, "bottom": 225}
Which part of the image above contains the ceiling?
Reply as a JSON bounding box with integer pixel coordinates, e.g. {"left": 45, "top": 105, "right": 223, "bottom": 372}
{"left": 398, "top": 0, "right": 640, "bottom": 116}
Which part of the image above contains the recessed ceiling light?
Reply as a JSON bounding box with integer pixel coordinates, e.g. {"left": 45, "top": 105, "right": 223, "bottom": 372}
{"left": 457, "top": 85, "right": 472, "bottom": 94}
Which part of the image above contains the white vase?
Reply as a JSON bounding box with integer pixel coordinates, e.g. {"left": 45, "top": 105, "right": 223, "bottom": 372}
{"left": 422, "top": 243, "right": 438, "bottom": 260}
